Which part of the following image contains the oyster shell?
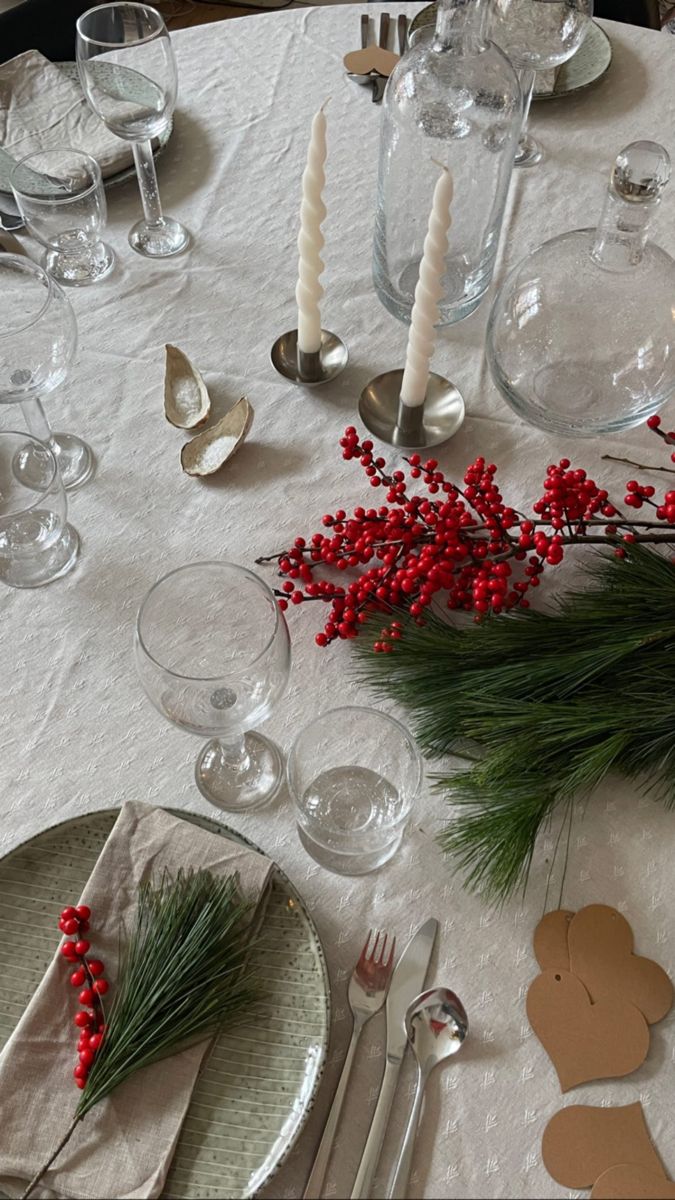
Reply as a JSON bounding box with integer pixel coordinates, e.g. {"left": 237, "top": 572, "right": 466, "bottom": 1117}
{"left": 181, "top": 397, "right": 253, "bottom": 476}
{"left": 164, "top": 344, "right": 211, "bottom": 429}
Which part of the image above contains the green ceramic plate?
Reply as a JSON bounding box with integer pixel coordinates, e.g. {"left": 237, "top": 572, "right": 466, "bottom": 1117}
{"left": 59, "top": 64, "right": 173, "bottom": 187}
{"left": 0, "top": 808, "right": 330, "bottom": 1199}
{"left": 407, "top": 10, "right": 612, "bottom": 99}
{"left": 0, "top": 64, "right": 172, "bottom": 201}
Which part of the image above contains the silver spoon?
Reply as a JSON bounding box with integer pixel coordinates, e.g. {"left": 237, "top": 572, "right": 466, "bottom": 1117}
{"left": 387, "top": 987, "right": 468, "bottom": 1200}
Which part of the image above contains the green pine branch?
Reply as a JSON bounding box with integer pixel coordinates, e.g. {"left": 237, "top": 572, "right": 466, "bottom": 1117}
{"left": 353, "top": 544, "right": 675, "bottom": 903}
{"left": 22, "top": 870, "right": 258, "bottom": 1200}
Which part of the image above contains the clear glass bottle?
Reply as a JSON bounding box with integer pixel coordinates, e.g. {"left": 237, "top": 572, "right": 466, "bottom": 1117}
{"left": 372, "top": 0, "right": 522, "bottom": 326}
{"left": 486, "top": 141, "right": 675, "bottom": 436}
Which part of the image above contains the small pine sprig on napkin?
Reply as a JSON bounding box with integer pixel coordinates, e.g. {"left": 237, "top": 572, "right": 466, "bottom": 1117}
{"left": 353, "top": 544, "right": 675, "bottom": 904}
{"left": 23, "top": 869, "right": 257, "bottom": 1200}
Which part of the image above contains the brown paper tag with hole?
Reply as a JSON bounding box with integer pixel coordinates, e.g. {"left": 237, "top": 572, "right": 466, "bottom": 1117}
{"left": 343, "top": 47, "right": 400, "bottom": 76}
{"left": 591, "top": 1164, "right": 675, "bottom": 1199}
{"left": 542, "top": 1103, "right": 665, "bottom": 1188}
{"left": 526, "top": 969, "right": 649, "bottom": 1091}
{"left": 568, "top": 905, "right": 673, "bottom": 1025}
{"left": 533, "top": 909, "right": 574, "bottom": 971}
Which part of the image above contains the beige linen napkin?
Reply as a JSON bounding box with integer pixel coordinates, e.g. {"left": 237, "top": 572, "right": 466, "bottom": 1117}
{"left": 0, "top": 50, "right": 135, "bottom": 179}
{"left": 0, "top": 802, "right": 274, "bottom": 1200}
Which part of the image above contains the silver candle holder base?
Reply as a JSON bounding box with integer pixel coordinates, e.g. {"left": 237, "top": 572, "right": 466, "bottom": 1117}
{"left": 270, "top": 328, "right": 348, "bottom": 386}
{"left": 358, "top": 369, "right": 465, "bottom": 448}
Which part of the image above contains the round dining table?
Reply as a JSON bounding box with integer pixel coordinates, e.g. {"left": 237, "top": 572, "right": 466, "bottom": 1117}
{"left": 1, "top": 6, "right": 675, "bottom": 1198}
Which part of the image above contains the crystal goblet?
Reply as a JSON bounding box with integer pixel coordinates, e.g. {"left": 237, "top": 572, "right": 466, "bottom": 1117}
{"left": 490, "top": 0, "right": 593, "bottom": 167}
{"left": 76, "top": 2, "right": 189, "bottom": 258}
{"left": 0, "top": 432, "right": 79, "bottom": 588}
{"left": 135, "top": 562, "right": 291, "bottom": 811}
{"left": 0, "top": 255, "right": 94, "bottom": 490}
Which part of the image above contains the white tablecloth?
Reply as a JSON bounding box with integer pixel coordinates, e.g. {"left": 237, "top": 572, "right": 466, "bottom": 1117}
{"left": 2, "top": 8, "right": 675, "bottom": 1198}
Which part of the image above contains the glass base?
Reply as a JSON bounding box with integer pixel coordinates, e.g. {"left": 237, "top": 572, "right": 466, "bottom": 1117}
{"left": 44, "top": 242, "right": 115, "bottom": 287}
{"left": 515, "top": 133, "right": 543, "bottom": 168}
{"left": 296, "top": 823, "right": 404, "bottom": 876}
{"left": 0, "top": 521, "right": 79, "bottom": 588}
{"left": 195, "top": 732, "right": 284, "bottom": 812}
{"left": 13, "top": 434, "right": 95, "bottom": 491}
{"left": 129, "top": 217, "right": 190, "bottom": 258}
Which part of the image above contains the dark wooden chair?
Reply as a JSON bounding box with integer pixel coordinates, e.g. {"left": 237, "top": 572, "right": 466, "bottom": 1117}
{"left": 594, "top": 0, "right": 661, "bottom": 27}
{"left": 0, "top": 0, "right": 94, "bottom": 63}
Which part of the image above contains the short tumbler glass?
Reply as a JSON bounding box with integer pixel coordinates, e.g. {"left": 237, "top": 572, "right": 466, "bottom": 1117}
{"left": 0, "top": 432, "right": 79, "bottom": 587}
{"left": 287, "top": 706, "right": 423, "bottom": 875}
{"left": 11, "top": 149, "right": 115, "bottom": 286}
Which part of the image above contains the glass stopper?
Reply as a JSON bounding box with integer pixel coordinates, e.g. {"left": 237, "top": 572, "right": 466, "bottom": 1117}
{"left": 612, "top": 141, "right": 671, "bottom": 203}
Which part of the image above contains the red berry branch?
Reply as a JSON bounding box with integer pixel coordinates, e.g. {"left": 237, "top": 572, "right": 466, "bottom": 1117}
{"left": 256, "top": 417, "right": 675, "bottom": 650}
{"left": 58, "top": 904, "right": 108, "bottom": 1090}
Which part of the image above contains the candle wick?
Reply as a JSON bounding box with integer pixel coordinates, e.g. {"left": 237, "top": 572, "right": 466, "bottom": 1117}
{"left": 321, "top": 96, "right": 332, "bottom": 112}
{"left": 430, "top": 158, "right": 448, "bottom": 173}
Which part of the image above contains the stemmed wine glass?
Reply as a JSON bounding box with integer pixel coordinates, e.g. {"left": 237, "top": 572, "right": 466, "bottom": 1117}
{"left": 134, "top": 562, "right": 291, "bottom": 811}
{"left": 490, "top": 0, "right": 593, "bottom": 167}
{"left": 76, "top": 2, "right": 189, "bottom": 258}
{"left": 0, "top": 255, "right": 94, "bottom": 490}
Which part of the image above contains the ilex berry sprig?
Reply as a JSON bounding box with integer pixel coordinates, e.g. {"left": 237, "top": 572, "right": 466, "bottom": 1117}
{"left": 257, "top": 421, "right": 675, "bottom": 648}
{"left": 58, "top": 904, "right": 108, "bottom": 1091}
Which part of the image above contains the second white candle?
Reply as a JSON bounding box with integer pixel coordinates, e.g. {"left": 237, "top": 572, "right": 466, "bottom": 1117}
{"left": 399, "top": 166, "right": 454, "bottom": 408}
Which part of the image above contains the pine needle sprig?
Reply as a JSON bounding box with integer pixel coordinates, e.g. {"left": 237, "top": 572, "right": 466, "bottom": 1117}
{"left": 79, "top": 869, "right": 255, "bottom": 1114}
{"left": 22, "top": 869, "right": 258, "bottom": 1200}
{"left": 352, "top": 545, "right": 675, "bottom": 903}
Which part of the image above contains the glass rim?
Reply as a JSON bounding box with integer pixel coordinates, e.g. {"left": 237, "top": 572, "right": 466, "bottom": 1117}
{"left": 287, "top": 704, "right": 424, "bottom": 794}
{"left": 0, "top": 255, "right": 58, "bottom": 338}
{"left": 10, "top": 148, "right": 103, "bottom": 205}
{"left": 135, "top": 560, "right": 283, "bottom": 683}
{"left": 76, "top": 2, "right": 167, "bottom": 48}
{"left": 0, "top": 431, "right": 58, "bottom": 509}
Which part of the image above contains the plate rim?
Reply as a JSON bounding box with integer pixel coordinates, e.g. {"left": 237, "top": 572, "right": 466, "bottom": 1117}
{"left": 0, "top": 803, "right": 331, "bottom": 1200}
{"left": 406, "top": 8, "right": 612, "bottom": 101}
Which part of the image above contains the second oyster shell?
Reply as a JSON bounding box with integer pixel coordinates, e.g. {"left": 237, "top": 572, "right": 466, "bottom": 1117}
{"left": 164, "top": 344, "right": 211, "bottom": 429}
{"left": 181, "top": 397, "right": 254, "bottom": 476}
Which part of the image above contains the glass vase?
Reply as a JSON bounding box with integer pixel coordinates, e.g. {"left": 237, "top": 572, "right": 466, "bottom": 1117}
{"left": 372, "top": 0, "right": 521, "bottom": 326}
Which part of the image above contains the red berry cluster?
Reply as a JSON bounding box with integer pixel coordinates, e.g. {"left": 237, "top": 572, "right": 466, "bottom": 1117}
{"left": 59, "top": 905, "right": 108, "bottom": 1089}
{"left": 257, "top": 423, "right": 675, "bottom": 649}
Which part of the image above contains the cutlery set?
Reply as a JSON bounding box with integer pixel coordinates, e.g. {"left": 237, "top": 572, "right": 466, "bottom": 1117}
{"left": 343, "top": 13, "right": 409, "bottom": 105}
{"left": 304, "top": 918, "right": 468, "bottom": 1199}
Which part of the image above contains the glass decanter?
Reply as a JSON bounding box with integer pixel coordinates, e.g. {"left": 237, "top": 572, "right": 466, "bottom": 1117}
{"left": 372, "top": 0, "right": 521, "bottom": 326}
{"left": 486, "top": 141, "right": 675, "bottom": 436}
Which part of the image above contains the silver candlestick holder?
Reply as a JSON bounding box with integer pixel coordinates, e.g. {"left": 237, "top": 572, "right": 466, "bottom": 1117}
{"left": 270, "top": 328, "right": 348, "bottom": 386}
{"left": 358, "top": 369, "right": 465, "bottom": 448}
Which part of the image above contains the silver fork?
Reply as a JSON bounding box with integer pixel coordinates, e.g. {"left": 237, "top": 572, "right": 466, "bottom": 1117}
{"left": 303, "top": 930, "right": 396, "bottom": 1200}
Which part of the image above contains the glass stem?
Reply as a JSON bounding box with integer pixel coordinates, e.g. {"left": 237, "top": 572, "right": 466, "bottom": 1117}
{"left": 517, "top": 67, "right": 536, "bottom": 145}
{"left": 216, "top": 733, "right": 251, "bottom": 770}
{"left": 20, "top": 396, "right": 55, "bottom": 446}
{"left": 133, "top": 140, "right": 164, "bottom": 228}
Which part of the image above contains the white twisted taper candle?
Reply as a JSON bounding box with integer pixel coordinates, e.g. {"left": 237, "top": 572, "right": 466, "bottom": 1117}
{"left": 399, "top": 165, "right": 454, "bottom": 408}
{"left": 296, "top": 105, "right": 328, "bottom": 355}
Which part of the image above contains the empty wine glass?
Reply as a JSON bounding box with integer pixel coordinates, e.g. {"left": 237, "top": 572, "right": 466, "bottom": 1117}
{"left": 134, "top": 562, "right": 291, "bottom": 811}
{"left": 490, "top": 0, "right": 593, "bottom": 167}
{"left": 76, "top": 2, "right": 189, "bottom": 258}
{"left": 0, "top": 255, "right": 94, "bottom": 491}
{"left": 11, "top": 148, "right": 115, "bottom": 286}
{"left": 0, "top": 432, "right": 79, "bottom": 588}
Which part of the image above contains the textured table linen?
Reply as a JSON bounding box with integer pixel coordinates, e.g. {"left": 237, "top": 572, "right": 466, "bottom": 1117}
{"left": 1, "top": 8, "right": 674, "bottom": 1198}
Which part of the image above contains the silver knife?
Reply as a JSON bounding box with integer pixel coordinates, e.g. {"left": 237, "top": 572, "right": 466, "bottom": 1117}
{"left": 350, "top": 917, "right": 438, "bottom": 1199}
